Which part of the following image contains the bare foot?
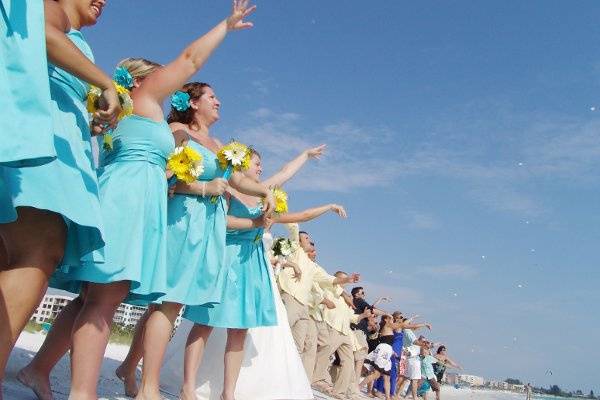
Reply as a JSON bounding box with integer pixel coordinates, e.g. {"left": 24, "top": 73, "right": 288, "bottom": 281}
{"left": 115, "top": 365, "right": 139, "bottom": 398}
{"left": 135, "top": 388, "right": 163, "bottom": 400}
{"left": 179, "top": 386, "right": 196, "bottom": 400}
{"left": 312, "top": 383, "right": 334, "bottom": 396}
{"left": 17, "top": 366, "right": 54, "bottom": 400}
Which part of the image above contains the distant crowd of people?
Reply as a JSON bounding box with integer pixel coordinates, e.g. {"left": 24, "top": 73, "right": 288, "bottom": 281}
{"left": 278, "top": 223, "right": 462, "bottom": 400}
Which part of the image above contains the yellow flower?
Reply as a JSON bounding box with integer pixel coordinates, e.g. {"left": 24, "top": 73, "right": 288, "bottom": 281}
{"left": 87, "top": 86, "right": 102, "bottom": 113}
{"left": 167, "top": 145, "right": 204, "bottom": 184}
{"left": 87, "top": 83, "right": 133, "bottom": 121}
{"left": 217, "top": 141, "right": 251, "bottom": 172}
{"left": 115, "top": 83, "right": 133, "bottom": 120}
{"left": 272, "top": 187, "right": 288, "bottom": 214}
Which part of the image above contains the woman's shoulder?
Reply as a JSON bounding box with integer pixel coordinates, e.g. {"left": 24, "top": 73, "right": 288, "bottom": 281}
{"left": 44, "top": 0, "right": 70, "bottom": 32}
{"left": 169, "top": 122, "right": 189, "bottom": 132}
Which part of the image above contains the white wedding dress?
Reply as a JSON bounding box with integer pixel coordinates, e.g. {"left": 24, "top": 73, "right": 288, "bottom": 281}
{"left": 160, "top": 232, "right": 314, "bottom": 400}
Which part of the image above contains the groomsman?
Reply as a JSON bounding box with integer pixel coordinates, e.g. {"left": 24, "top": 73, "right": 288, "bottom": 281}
{"left": 312, "top": 271, "right": 368, "bottom": 399}
{"left": 279, "top": 224, "right": 358, "bottom": 380}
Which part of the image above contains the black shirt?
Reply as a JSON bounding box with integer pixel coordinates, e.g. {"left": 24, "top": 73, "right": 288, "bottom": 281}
{"left": 352, "top": 298, "right": 371, "bottom": 334}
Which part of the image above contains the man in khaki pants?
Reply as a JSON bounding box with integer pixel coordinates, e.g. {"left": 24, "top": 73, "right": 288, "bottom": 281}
{"left": 312, "top": 272, "right": 369, "bottom": 399}
{"left": 306, "top": 281, "right": 337, "bottom": 388}
{"left": 278, "top": 224, "right": 359, "bottom": 381}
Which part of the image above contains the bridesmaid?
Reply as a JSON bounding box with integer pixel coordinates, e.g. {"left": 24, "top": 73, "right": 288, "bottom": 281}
{"left": 18, "top": 58, "right": 170, "bottom": 400}
{"left": 0, "top": 0, "right": 119, "bottom": 392}
{"left": 180, "top": 146, "right": 325, "bottom": 400}
{"left": 115, "top": 82, "right": 322, "bottom": 396}
{"left": 0, "top": 0, "right": 55, "bottom": 168}
{"left": 135, "top": 5, "right": 274, "bottom": 400}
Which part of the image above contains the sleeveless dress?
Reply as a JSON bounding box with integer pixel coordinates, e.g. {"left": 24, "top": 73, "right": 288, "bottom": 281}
{"left": 160, "top": 140, "right": 227, "bottom": 306}
{"left": 160, "top": 232, "right": 313, "bottom": 400}
{"left": 375, "top": 330, "right": 404, "bottom": 395}
{"left": 183, "top": 197, "right": 277, "bottom": 328}
{"left": 0, "top": 0, "right": 55, "bottom": 168}
{"left": 51, "top": 115, "right": 175, "bottom": 304}
{"left": 0, "top": 29, "right": 104, "bottom": 266}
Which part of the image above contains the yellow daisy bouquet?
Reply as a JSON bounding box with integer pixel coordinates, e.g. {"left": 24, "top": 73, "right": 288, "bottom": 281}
{"left": 87, "top": 82, "right": 133, "bottom": 151}
{"left": 271, "top": 186, "right": 289, "bottom": 214}
{"left": 167, "top": 145, "right": 204, "bottom": 186}
{"left": 211, "top": 141, "right": 251, "bottom": 203}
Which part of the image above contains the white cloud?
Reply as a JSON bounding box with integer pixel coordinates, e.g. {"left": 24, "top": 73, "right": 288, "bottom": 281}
{"left": 231, "top": 105, "right": 600, "bottom": 217}
{"left": 405, "top": 211, "right": 441, "bottom": 230}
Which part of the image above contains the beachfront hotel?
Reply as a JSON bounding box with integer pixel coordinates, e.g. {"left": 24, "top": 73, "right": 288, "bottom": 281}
{"left": 31, "top": 293, "right": 183, "bottom": 329}
{"left": 31, "top": 293, "right": 149, "bottom": 328}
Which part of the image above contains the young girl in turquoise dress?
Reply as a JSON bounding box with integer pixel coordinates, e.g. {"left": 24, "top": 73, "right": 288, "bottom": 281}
{"left": 0, "top": 0, "right": 120, "bottom": 393}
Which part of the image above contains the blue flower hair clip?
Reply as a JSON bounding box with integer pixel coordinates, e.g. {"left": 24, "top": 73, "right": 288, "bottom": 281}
{"left": 171, "top": 90, "right": 191, "bottom": 112}
{"left": 113, "top": 66, "right": 134, "bottom": 90}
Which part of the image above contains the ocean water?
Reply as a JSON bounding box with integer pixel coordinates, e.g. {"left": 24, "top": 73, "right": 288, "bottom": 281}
{"left": 441, "top": 387, "right": 564, "bottom": 400}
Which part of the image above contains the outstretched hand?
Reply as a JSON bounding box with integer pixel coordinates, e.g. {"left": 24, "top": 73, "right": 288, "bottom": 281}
{"left": 226, "top": 0, "right": 257, "bottom": 31}
{"left": 306, "top": 144, "right": 326, "bottom": 160}
{"left": 330, "top": 204, "right": 347, "bottom": 218}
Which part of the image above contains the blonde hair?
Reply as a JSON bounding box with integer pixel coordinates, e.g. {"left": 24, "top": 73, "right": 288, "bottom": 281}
{"left": 117, "top": 57, "right": 161, "bottom": 80}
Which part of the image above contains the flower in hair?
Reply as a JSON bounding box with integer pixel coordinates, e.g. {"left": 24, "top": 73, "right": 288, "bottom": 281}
{"left": 113, "top": 66, "right": 134, "bottom": 90}
{"left": 170, "top": 91, "right": 191, "bottom": 112}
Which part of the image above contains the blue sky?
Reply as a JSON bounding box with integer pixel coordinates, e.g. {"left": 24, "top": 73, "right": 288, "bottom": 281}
{"left": 84, "top": 1, "right": 600, "bottom": 393}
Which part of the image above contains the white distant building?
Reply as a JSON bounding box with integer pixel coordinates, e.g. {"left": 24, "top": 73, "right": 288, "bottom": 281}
{"left": 31, "top": 294, "right": 73, "bottom": 324}
{"left": 113, "top": 303, "right": 147, "bottom": 327}
{"left": 32, "top": 293, "right": 182, "bottom": 329}
{"left": 444, "top": 372, "right": 459, "bottom": 385}
{"left": 32, "top": 294, "right": 149, "bottom": 328}
{"left": 458, "top": 374, "right": 485, "bottom": 387}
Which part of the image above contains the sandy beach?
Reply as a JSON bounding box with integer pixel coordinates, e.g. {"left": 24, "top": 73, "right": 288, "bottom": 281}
{"left": 4, "top": 331, "right": 531, "bottom": 400}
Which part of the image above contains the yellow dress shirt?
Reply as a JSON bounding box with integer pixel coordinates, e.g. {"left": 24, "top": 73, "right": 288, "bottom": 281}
{"left": 308, "top": 282, "right": 325, "bottom": 321}
{"left": 322, "top": 284, "right": 360, "bottom": 337}
{"left": 277, "top": 224, "right": 335, "bottom": 306}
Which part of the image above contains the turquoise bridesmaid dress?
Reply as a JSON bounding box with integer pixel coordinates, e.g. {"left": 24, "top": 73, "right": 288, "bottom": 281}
{"left": 184, "top": 197, "right": 277, "bottom": 329}
{"left": 51, "top": 116, "right": 175, "bottom": 304}
{"left": 161, "top": 140, "right": 228, "bottom": 306}
{"left": 0, "top": 0, "right": 55, "bottom": 168}
{"left": 0, "top": 29, "right": 104, "bottom": 266}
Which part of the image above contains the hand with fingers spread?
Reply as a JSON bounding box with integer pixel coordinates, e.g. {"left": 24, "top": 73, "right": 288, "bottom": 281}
{"left": 226, "top": 0, "right": 257, "bottom": 32}
{"left": 305, "top": 144, "right": 326, "bottom": 160}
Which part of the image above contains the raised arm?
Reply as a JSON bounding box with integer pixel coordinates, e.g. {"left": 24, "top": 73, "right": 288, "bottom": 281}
{"left": 286, "top": 223, "right": 300, "bottom": 243}
{"left": 44, "top": 0, "right": 119, "bottom": 124}
{"left": 262, "top": 145, "right": 326, "bottom": 188}
{"left": 403, "top": 322, "right": 432, "bottom": 331}
{"left": 134, "top": 0, "right": 256, "bottom": 119}
{"left": 372, "top": 296, "right": 391, "bottom": 308}
{"left": 273, "top": 204, "right": 346, "bottom": 224}
{"left": 438, "top": 355, "right": 461, "bottom": 369}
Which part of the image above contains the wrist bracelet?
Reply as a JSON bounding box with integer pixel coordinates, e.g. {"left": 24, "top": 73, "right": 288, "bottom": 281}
{"left": 202, "top": 182, "right": 206, "bottom": 197}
